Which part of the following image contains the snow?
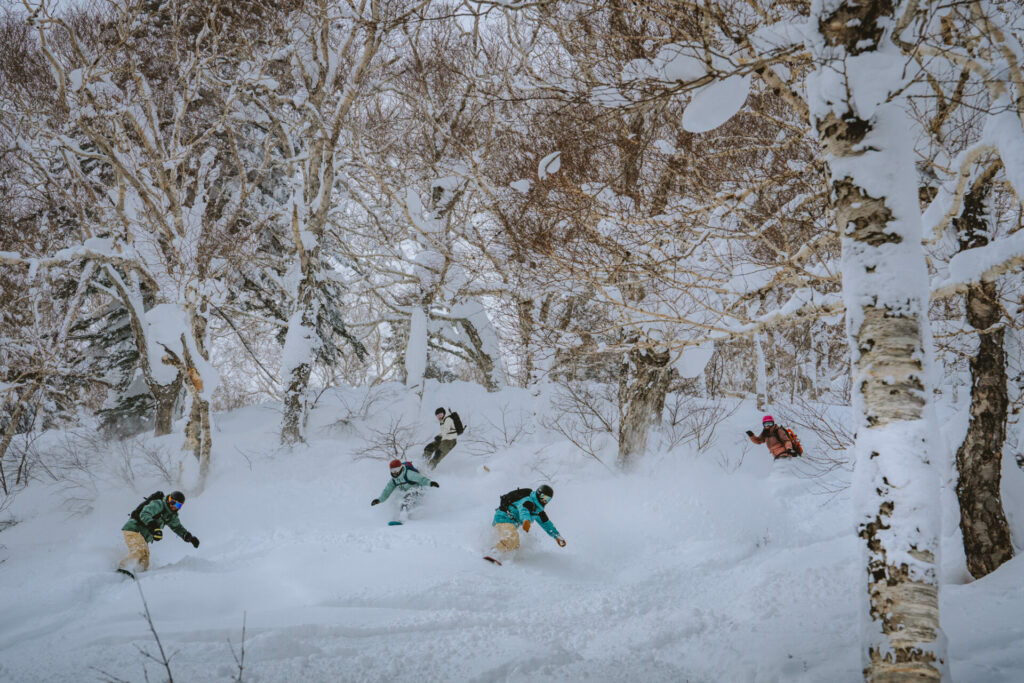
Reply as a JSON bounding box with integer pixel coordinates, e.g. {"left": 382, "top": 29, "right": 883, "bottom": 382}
{"left": 537, "top": 151, "right": 561, "bottom": 180}
{"left": 674, "top": 342, "right": 714, "bottom": 379}
{"left": 1, "top": 384, "right": 1022, "bottom": 682}
{"left": 681, "top": 75, "right": 751, "bottom": 133}
{"left": 509, "top": 179, "right": 532, "bottom": 194}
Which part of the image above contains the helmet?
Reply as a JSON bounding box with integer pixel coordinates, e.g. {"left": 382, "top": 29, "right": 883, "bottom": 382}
{"left": 536, "top": 484, "right": 553, "bottom": 505}
{"left": 762, "top": 415, "right": 775, "bottom": 425}
{"left": 168, "top": 491, "right": 185, "bottom": 509}
{"left": 435, "top": 407, "right": 446, "bottom": 417}
{"left": 389, "top": 459, "right": 404, "bottom": 477}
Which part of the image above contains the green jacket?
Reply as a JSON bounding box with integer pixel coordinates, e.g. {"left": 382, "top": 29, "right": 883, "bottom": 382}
{"left": 122, "top": 498, "right": 192, "bottom": 543}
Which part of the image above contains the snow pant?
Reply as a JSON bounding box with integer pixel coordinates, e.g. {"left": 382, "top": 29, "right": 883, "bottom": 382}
{"left": 120, "top": 530, "right": 150, "bottom": 572}
{"left": 400, "top": 488, "right": 423, "bottom": 516}
{"left": 423, "top": 437, "right": 456, "bottom": 469}
{"left": 493, "top": 523, "right": 520, "bottom": 552}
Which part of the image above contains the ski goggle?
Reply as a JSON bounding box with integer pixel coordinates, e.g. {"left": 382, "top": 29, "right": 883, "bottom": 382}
{"left": 168, "top": 499, "right": 182, "bottom": 510}
{"left": 763, "top": 421, "right": 774, "bottom": 427}
{"left": 537, "top": 492, "right": 551, "bottom": 505}
{"left": 391, "top": 466, "right": 404, "bottom": 477}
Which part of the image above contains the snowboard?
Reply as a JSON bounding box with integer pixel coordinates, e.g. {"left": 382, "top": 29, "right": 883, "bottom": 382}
{"left": 116, "top": 568, "right": 136, "bottom": 579}
{"left": 483, "top": 556, "right": 502, "bottom": 566}
{"left": 388, "top": 521, "right": 403, "bottom": 526}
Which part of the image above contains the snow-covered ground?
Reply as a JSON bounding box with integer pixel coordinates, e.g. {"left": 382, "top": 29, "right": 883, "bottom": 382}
{"left": 1, "top": 382, "right": 1022, "bottom": 682}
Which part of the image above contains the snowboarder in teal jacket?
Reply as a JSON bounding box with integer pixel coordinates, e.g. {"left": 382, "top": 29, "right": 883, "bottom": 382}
{"left": 491, "top": 485, "right": 566, "bottom": 554}
{"left": 371, "top": 459, "right": 439, "bottom": 520}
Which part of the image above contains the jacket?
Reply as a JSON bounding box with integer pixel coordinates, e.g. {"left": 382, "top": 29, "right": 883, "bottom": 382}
{"left": 749, "top": 425, "right": 795, "bottom": 457}
{"left": 492, "top": 490, "right": 562, "bottom": 540}
{"left": 122, "top": 498, "right": 192, "bottom": 543}
{"left": 378, "top": 466, "right": 434, "bottom": 502}
{"left": 439, "top": 415, "right": 458, "bottom": 441}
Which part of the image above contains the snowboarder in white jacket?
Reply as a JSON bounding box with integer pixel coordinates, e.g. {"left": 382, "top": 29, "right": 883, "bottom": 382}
{"left": 423, "top": 407, "right": 458, "bottom": 470}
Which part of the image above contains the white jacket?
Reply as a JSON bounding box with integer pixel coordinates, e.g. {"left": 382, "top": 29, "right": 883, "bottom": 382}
{"left": 439, "top": 415, "right": 458, "bottom": 441}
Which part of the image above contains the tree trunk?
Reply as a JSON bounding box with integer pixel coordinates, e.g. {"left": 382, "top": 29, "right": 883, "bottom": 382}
{"left": 954, "top": 164, "right": 1013, "bottom": 579}
{"left": 810, "top": 1, "right": 946, "bottom": 679}
{"left": 152, "top": 373, "right": 183, "bottom": 437}
{"left": 754, "top": 333, "right": 768, "bottom": 411}
{"left": 617, "top": 344, "right": 671, "bottom": 468}
{"left": 516, "top": 297, "right": 536, "bottom": 388}
{"left": 0, "top": 387, "right": 33, "bottom": 495}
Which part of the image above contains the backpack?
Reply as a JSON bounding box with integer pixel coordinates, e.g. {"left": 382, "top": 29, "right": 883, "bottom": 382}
{"left": 499, "top": 487, "right": 532, "bottom": 512}
{"left": 130, "top": 491, "right": 164, "bottom": 521}
{"left": 393, "top": 461, "right": 419, "bottom": 484}
{"left": 448, "top": 410, "right": 465, "bottom": 435}
{"left": 782, "top": 427, "right": 803, "bottom": 455}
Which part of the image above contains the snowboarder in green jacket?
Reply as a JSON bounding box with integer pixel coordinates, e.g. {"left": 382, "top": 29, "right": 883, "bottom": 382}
{"left": 119, "top": 491, "right": 199, "bottom": 573}
{"left": 371, "top": 459, "right": 439, "bottom": 521}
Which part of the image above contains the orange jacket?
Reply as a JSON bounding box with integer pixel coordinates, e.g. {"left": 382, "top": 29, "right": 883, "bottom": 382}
{"left": 749, "top": 425, "right": 794, "bottom": 457}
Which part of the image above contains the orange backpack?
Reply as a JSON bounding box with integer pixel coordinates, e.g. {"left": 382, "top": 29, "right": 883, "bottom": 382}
{"left": 783, "top": 427, "right": 803, "bottom": 455}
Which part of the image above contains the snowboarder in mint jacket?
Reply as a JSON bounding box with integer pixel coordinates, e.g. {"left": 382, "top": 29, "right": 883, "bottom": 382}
{"left": 120, "top": 491, "right": 199, "bottom": 573}
{"left": 491, "top": 485, "right": 566, "bottom": 555}
{"left": 371, "top": 459, "right": 439, "bottom": 520}
{"left": 423, "top": 407, "right": 459, "bottom": 470}
{"left": 747, "top": 415, "right": 799, "bottom": 459}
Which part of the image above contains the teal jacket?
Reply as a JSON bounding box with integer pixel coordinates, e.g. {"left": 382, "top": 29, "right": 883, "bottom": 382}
{"left": 123, "top": 498, "right": 192, "bottom": 543}
{"left": 492, "top": 490, "right": 562, "bottom": 540}
{"left": 378, "top": 466, "right": 434, "bottom": 502}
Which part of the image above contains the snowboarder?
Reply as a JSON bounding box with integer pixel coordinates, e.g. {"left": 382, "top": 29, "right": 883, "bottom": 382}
{"left": 423, "top": 407, "right": 459, "bottom": 470}
{"left": 746, "top": 415, "right": 799, "bottom": 459}
{"left": 490, "top": 484, "right": 566, "bottom": 558}
{"left": 371, "top": 459, "right": 440, "bottom": 522}
{"left": 119, "top": 491, "right": 200, "bottom": 574}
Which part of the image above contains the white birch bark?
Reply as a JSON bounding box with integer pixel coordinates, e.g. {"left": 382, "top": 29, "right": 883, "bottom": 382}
{"left": 807, "top": 1, "right": 946, "bottom": 679}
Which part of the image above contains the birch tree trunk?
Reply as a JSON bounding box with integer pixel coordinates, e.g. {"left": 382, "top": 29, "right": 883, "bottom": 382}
{"left": 809, "top": 1, "right": 946, "bottom": 679}
{"left": 617, "top": 344, "right": 671, "bottom": 468}
{"left": 953, "top": 165, "right": 1013, "bottom": 579}
{"left": 153, "top": 374, "right": 183, "bottom": 437}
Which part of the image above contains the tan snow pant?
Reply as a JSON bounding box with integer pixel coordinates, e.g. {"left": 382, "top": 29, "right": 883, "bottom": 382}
{"left": 494, "top": 523, "right": 520, "bottom": 552}
{"left": 120, "top": 530, "right": 150, "bottom": 572}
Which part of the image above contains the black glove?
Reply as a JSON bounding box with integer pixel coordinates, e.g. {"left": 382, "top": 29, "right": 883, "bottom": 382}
{"left": 190, "top": 536, "right": 200, "bottom": 548}
{"left": 746, "top": 430, "right": 754, "bottom": 437}
{"left": 371, "top": 498, "right": 380, "bottom": 506}
{"left": 429, "top": 481, "right": 439, "bottom": 488}
{"left": 788, "top": 449, "right": 799, "bottom": 457}
{"left": 151, "top": 528, "right": 163, "bottom": 541}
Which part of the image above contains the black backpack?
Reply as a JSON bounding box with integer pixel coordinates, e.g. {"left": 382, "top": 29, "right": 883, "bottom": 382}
{"left": 448, "top": 409, "right": 465, "bottom": 435}
{"left": 130, "top": 491, "right": 164, "bottom": 521}
{"left": 499, "top": 487, "right": 532, "bottom": 512}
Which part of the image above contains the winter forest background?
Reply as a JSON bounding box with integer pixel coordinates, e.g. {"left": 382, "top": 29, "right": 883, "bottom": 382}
{"left": 2, "top": 0, "right": 1024, "bottom": 681}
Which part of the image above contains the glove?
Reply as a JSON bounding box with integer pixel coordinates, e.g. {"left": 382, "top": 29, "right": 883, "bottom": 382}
{"left": 787, "top": 449, "right": 799, "bottom": 457}
{"left": 556, "top": 537, "right": 567, "bottom": 547}
{"left": 746, "top": 430, "right": 754, "bottom": 437}
{"left": 151, "top": 528, "right": 163, "bottom": 541}
{"left": 429, "top": 481, "right": 439, "bottom": 488}
{"left": 522, "top": 520, "right": 531, "bottom": 533}
{"left": 189, "top": 535, "right": 200, "bottom": 548}
{"left": 371, "top": 499, "right": 380, "bottom": 506}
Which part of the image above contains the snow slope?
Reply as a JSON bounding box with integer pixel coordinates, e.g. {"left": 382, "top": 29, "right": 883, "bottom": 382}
{"left": 1, "top": 382, "right": 1022, "bottom": 682}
